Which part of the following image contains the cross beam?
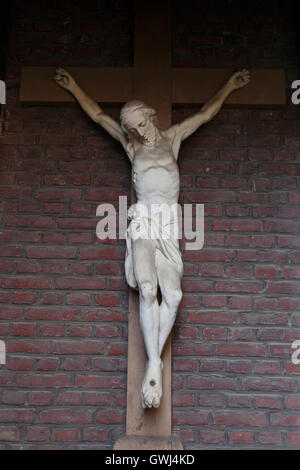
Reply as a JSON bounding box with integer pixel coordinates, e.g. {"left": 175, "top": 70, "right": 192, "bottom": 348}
{"left": 18, "top": 0, "right": 286, "bottom": 450}
{"left": 20, "top": 66, "right": 286, "bottom": 111}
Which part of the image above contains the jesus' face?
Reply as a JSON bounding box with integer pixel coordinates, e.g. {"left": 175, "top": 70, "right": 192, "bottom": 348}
{"left": 123, "top": 109, "right": 157, "bottom": 146}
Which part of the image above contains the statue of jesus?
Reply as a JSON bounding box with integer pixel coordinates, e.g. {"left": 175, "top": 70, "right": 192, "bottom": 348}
{"left": 55, "top": 67, "right": 250, "bottom": 409}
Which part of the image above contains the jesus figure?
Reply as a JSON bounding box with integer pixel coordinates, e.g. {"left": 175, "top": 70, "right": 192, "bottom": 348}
{"left": 55, "top": 67, "right": 250, "bottom": 409}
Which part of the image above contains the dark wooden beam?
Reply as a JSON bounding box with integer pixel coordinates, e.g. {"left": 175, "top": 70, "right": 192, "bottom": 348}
{"left": 19, "top": 66, "right": 286, "bottom": 107}
{"left": 19, "top": 66, "right": 134, "bottom": 104}
{"left": 172, "top": 68, "right": 286, "bottom": 107}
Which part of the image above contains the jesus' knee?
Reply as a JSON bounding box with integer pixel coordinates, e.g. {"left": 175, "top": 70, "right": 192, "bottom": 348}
{"left": 139, "top": 280, "right": 157, "bottom": 307}
{"left": 164, "top": 288, "right": 182, "bottom": 312}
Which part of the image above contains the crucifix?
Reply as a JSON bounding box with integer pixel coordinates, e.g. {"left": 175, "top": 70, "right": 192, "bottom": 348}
{"left": 19, "top": 0, "right": 286, "bottom": 450}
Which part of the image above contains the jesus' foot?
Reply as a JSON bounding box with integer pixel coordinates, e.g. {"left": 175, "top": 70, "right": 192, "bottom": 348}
{"left": 141, "top": 360, "right": 163, "bottom": 408}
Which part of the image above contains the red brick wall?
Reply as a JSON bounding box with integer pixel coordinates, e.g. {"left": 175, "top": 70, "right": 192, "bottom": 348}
{"left": 0, "top": 0, "right": 300, "bottom": 449}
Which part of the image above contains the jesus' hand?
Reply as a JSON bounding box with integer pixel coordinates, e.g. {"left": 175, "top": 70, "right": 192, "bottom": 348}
{"left": 54, "top": 67, "right": 76, "bottom": 91}
{"left": 227, "top": 69, "right": 251, "bottom": 90}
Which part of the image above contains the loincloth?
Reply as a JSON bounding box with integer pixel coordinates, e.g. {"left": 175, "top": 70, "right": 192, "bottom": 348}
{"left": 125, "top": 203, "right": 183, "bottom": 290}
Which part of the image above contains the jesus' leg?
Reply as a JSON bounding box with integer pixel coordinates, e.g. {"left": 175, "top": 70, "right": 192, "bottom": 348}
{"left": 132, "top": 238, "right": 163, "bottom": 408}
{"left": 156, "top": 252, "right": 183, "bottom": 356}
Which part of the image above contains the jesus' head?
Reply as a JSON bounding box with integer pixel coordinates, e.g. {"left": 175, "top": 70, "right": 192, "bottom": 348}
{"left": 120, "top": 100, "right": 158, "bottom": 145}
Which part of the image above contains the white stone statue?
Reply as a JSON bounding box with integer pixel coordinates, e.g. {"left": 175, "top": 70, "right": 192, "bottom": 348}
{"left": 54, "top": 67, "right": 250, "bottom": 409}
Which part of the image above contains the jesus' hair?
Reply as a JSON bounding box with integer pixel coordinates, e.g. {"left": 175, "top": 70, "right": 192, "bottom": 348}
{"left": 120, "top": 100, "right": 157, "bottom": 131}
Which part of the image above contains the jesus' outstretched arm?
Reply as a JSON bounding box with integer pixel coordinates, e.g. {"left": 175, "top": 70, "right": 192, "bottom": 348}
{"left": 54, "top": 67, "right": 131, "bottom": 158}
{"left": 169, "top": 69, "right": 250, "bottom": 145}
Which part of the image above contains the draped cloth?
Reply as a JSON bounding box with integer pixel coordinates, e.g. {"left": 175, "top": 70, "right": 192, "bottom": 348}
{"left": 125, "top": 203, "right": 183, "bottom": 290}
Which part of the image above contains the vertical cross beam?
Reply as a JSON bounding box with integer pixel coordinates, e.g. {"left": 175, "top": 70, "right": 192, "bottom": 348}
{"left": 115, "top": 0, "right": 182, "bottom": 449}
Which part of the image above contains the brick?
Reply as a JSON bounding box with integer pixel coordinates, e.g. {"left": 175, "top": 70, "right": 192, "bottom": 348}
{"left": 285, "top": 396, "right": 300, "bottom": 409}
{"left": 215, "top": 280, "right": 263, "bottom": 293}
{"left": 230, "top": 328, "right": 254, "bottom": 341}
{"left": 82, "top": 428, "right": 109, "bottom": 442}
{"left": 212, "top": 219, "right": 262, "bottom": 232}
{"left": 40, "top": 409, "right": 93, "bottom": 424}
{"left": 57, "top": 392, "right": 83, "bottom": 405}
{"left": 226, "top": 234, "right": 250, "bottom": 246}
{"left": 63, "top": 358, "right": 88, "bottom": 371}
{"left": 67, "top": 293, "right": 91, "bottom": 306}
{"left": 6, "top": 215, "right": 56, "bottom": 228}
{"left": 237, "top": 250, "right": 286, "bottom": 263}
{"left": 203, "top": 327, "right": 227, "bottom": 340}
{"left": 198, "top": 430, "right": 226, "bottom": 444}
{"left": 25, "top": 308, "right": 79, "bottom": 321}
{"left": 90, "top": 358, "right": 117, "bottom": 372}
{"left": 8, "top": 358, "right": 34, "bottom": 370}
{"left": 0, "top": 307, "right": 22, "bottom": 320}
{"left": 202, "top": 295, "right": 226, "bottom": 308}
{"left": 27, "top": 247, "right": 76, "bottom": 259}
{"left": 0, "top": 427, "right": 20, "bottom": 441}
{"left": 229, "top": 431, "right": 254, "bottom": 444}
{"left": 53, "top": 341, "right": 104, "bottom": 355}
{"left": 270, "top": 414, "right": 300, "bottom": 427}
{"left": 254, "top": 297, "right": 278, "bottom": 309}
{"left": 254, "top": 361, "right": 281, "bottom": 374}
{"left": 76, "top": 375, "right": 125, "bottom": 389}
{"left": 66, "top": 325, "right": 92, "bottom": 337}
{"left": 184, "top": 248, "right": 235, "bottom": 262}
{"left": 12, "top": 323, "right": 37, "bottom": 336}
{"left": 81, "top": 309, "right": 126, "bottom": 322}
{"left": 1, "top": 391, "right": 26, "bottom": 405}
{"left": 255, "top": 396, "right": 281, "bottom": 409}
{"left": 95, "top": 326, "right": 119, "bottom": 338}
{"left": 28, "top": 392, "right": 53, "bottom": 406}
{"left": 107, "top": 343, "right": 126, "bottom": 356}
{"left": 97, "top": 262, "right": 120, "bottom": 275}
{"left": 228, "top": 296, "right": 251, "bottom": 309}
{"left": 242, "top": 377, "right": 295, "bottom": 392}
{"left": 36, "top": 358, "right": 60, "bottom": 371}
{"left": 2, "top": 277, "right": 52, "bottom": 289}
{"left": 173, "top": 411, "right": 209, "bottom": 425}
{"left": 267, "top": 282, "right": 300, "bottom": 295}
{"left": 13, "top": 292, "right": 38, "bottom": 304}
{"left": 97, "top": 410, "right": 124, "bottom": 424}
{"left": 214, "top": 412, "right": 266, "bottom": 427}
{"left": 85, "top": 392, "right": 111, "bottom": 406}
{"left": 55, "top": 278, "right": 106, "bottom": 290}
{"left": 7, "top": 340, "right": 50, "bottom": 354}
{"left": 42, "top": 232, "right": 66, "bottom": 244}
{"left": 18, "top": 374, "right": 71, "bottom": 388}
{"left": 252, "top": 235, "right": 276, "bottom": 248}
{"left": 226, "top": 265, "right": 252, "bottom": 278}
{"left": 0, "top": 409, "right": 35, "bottom": 423}
{"left": 217, "top": 343, "right": 266, "bottom": 357}
{"left": 26, "top": 427, "right": 51, "bottom": 442}
{"left": 199, "top": 360, "right": 224, "bottom": 372}
{"left": 286, "top": 432, "right": 300, "bottom": 446}
{"left": 95, "top": 294, "right": 120, "bottom": 307}
{"left": 189, "top": 311, "right": 238, "bottom": 325}
{"left": 226, "top": 361, "right": 252, "bottom": 374}
{"left": 187, "top": 375, "right": 239, "bottom": 391}
{"left": 187, "top": 191, "right": 236, "bottom": 203}
{"left": 173, "top": 359, "right": 197, "bottom": 372}
{"left": 54, "top": 429, "right": 79, "bottom": 442}
{"left": 172, "top": 393, "right": 195, "bottom": 406}
{"left": 16, "top": 261, "right": 40, "bottom": 273}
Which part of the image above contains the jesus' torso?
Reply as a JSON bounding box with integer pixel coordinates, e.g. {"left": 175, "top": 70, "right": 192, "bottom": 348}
{"left": 131, "top": 132, "right": 180, "bottom": 207}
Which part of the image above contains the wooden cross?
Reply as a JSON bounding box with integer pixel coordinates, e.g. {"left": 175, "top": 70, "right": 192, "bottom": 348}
{"left": 19, "top": 0, "right": 286, "bottom": 450}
